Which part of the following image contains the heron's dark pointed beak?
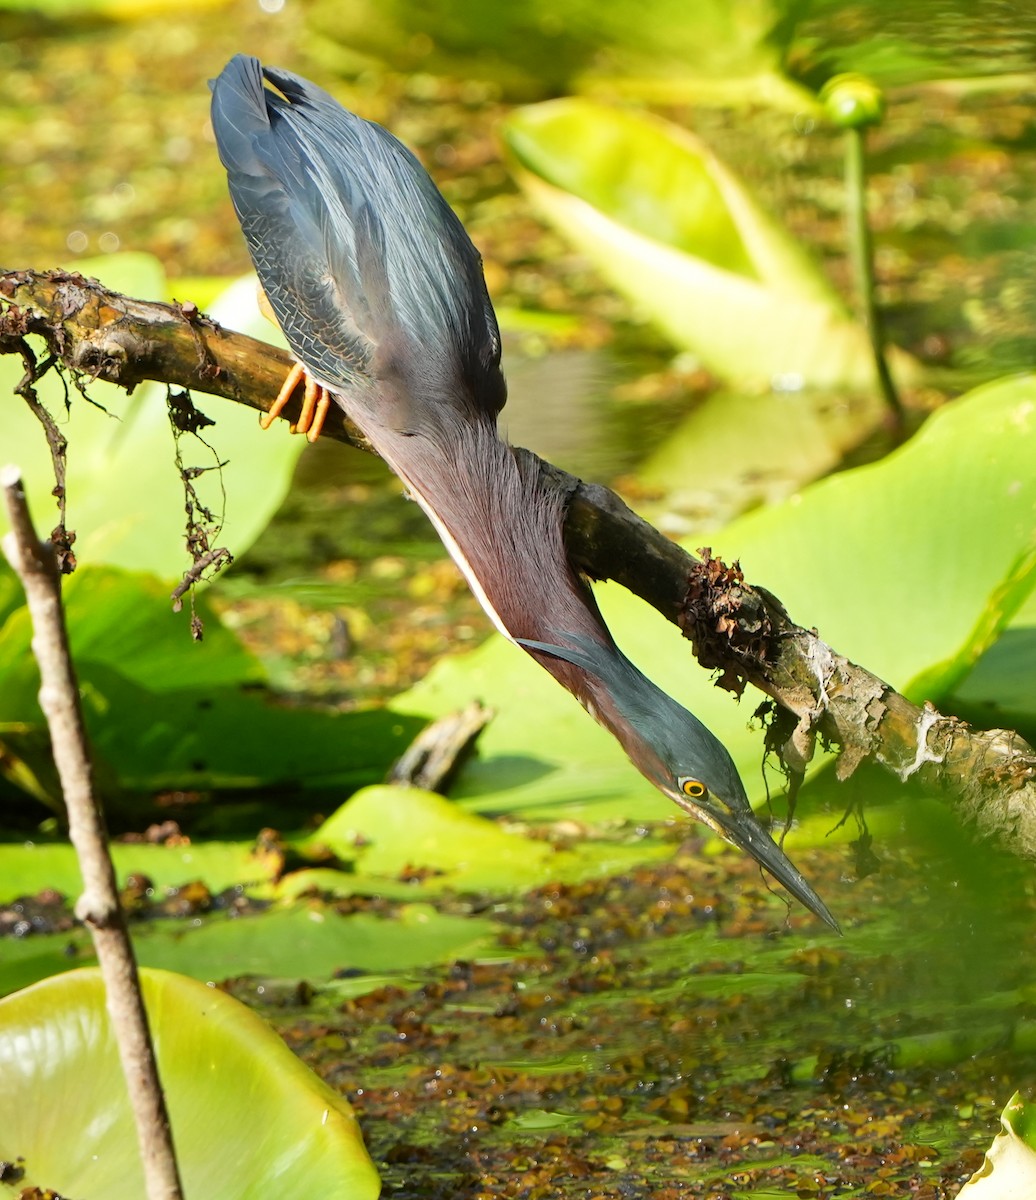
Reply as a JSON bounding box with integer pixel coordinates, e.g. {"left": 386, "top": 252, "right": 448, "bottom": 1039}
{"left": 674, "top": 795, "right": 841, "bottom": 933}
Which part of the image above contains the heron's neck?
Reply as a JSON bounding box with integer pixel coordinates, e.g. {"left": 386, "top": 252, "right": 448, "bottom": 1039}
{"left": 345, "top": 408, "right": 613, "bottom": 690}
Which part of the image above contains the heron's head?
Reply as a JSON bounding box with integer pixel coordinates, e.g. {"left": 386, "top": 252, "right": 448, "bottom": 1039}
{"left": 518, "top": 634, "right": 839, "bottom": 932}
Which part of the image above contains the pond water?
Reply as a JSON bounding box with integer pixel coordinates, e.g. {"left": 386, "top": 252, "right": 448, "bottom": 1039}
{"left": 2, "top": 2, "right": 1036, "bottom": 1196}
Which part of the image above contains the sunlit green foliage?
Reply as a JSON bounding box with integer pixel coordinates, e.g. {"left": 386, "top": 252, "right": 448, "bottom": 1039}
{"left": 0, "top": 967, "right": 380, "bottom": 1200}
{"left": 503, "top": 98, "right": 920, "bottom": 391}
{"left": 308, "top": 0, "right": 813, "bottom": 102}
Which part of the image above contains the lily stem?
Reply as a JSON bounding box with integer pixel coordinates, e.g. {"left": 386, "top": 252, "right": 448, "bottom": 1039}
{"left": 845, "top": 124, "right": 905, "bottom": 423}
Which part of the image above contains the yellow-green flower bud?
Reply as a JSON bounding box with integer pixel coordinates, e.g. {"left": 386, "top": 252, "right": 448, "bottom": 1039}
{"left": 820, "top": 73, "right": 884, "bottom": 129}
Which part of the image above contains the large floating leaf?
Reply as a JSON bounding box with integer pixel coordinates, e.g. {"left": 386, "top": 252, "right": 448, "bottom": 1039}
{"left": 0, "top": 564, "right": 259, "bottom": 805}
{"left": 712, "top": 375, "right": 1036, "bottom": 703}
{"left": 0, "top": 255, "right": 304, "bottom": 578}
{"left": 503, "top": 99, "right": 918, "bottom": 391}
{"left": 133, "top": 904, "right": 500, "bottom": 980}
{"left": 3, "top": 660, "right": 418, "bottom": 810}
{"left": 0, "top": 838, "right": 276, "bottom": 908}
{"left": 395, "top": 376, "right": 1036, "bottom": 813}
{"left": 0, "top": 564, "right": 419, "bottom": 810}
{"left": 0, "top": 564, "right": 263, "bottom": 695}
{"left": 0, "top": 967, "right": 380, "bottom": 1200}
{"left": 0, "top": 902, "right": 504, "bottom": 998}
{"left": 316, "top": 784, "right": 567, "bottom": 889}
{"left": 308, "top": 784, "right": 671, "bottom": 892}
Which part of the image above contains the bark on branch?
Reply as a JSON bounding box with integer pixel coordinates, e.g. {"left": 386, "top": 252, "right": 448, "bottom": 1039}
{"left": 2, "top": 267, "right": 1034, "bottom": 856}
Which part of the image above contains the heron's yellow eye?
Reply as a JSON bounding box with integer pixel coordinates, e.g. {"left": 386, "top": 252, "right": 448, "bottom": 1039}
{"left": 681, "top": 779, "right": 707, "bottom": 799}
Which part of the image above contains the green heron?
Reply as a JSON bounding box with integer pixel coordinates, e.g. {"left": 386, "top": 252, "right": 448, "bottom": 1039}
{"left": 211, "top": 55, "right": 839, "bottom": 932}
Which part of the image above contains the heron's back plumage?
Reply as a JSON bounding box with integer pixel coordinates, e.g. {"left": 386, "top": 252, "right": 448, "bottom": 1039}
{"left": 210, "top": 56, "right": 596, "bottom": 662}
{"left": 210, "top": 54, "right": 506, "bottom": 427}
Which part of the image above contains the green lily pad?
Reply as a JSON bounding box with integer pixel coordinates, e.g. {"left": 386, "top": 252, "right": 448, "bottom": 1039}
{"left": 0, "top": 659, "right": 418, "bottom": 812}
{"left": 131, "top": 903, "right": 501, "bottom": 981}
{"left": 309, "top": 784, "right": 672, "bottom": 892}
{"left": 0, "top": 837, "right": 277, "bottom": 906}
{"left": 713, "top": 375, "right": 1036, "bottom": 703}
{"left": 69, "top": 663, "right": 417, "bottom": 798}
{"left": 0, "top": 966, "right": 380, "bottom": 1200}
{"left": 503, "top": 99, "right": 919, "bottom": 390}
{"left": 507, "top": 1109, "right": 587, "bottom": 1133}
{"left": 0, "top": 944, "right": 83, "bottom": 1000}
{"left": 0, "top": 564, "right": 264, "bottom": 695}
{"left": 0, "top": 902, "right": 504, "bottom": 999}
{"left": 0, "top": 566, "right": 421, "bottom": 807}
{"left": 315, "top": 784, "right": 560, "bottom": 887}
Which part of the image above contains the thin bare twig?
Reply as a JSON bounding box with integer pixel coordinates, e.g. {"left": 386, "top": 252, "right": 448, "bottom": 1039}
{"left": 0, "top": 464, "right": 184, "bottom": 1200}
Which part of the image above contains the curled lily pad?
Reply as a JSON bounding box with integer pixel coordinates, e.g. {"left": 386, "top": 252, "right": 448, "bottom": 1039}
{"left": 503, "top": 98, "right": 919, "bottom": 391}
{"left": 0, "top": 967, "right": 380, "bottom": 1200}
{"left": 957, "top": 1092, "right": 1036, "bottom": 1198}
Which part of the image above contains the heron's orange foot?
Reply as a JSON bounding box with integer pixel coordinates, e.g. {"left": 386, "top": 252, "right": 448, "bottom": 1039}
{"left": 260, "top": 361, "right": 332, "bottom": 443}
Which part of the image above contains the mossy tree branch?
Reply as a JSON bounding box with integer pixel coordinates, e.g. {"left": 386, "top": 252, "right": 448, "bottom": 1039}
{"left": 2, "top": 267, "right": 1034, "bottom": 856}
